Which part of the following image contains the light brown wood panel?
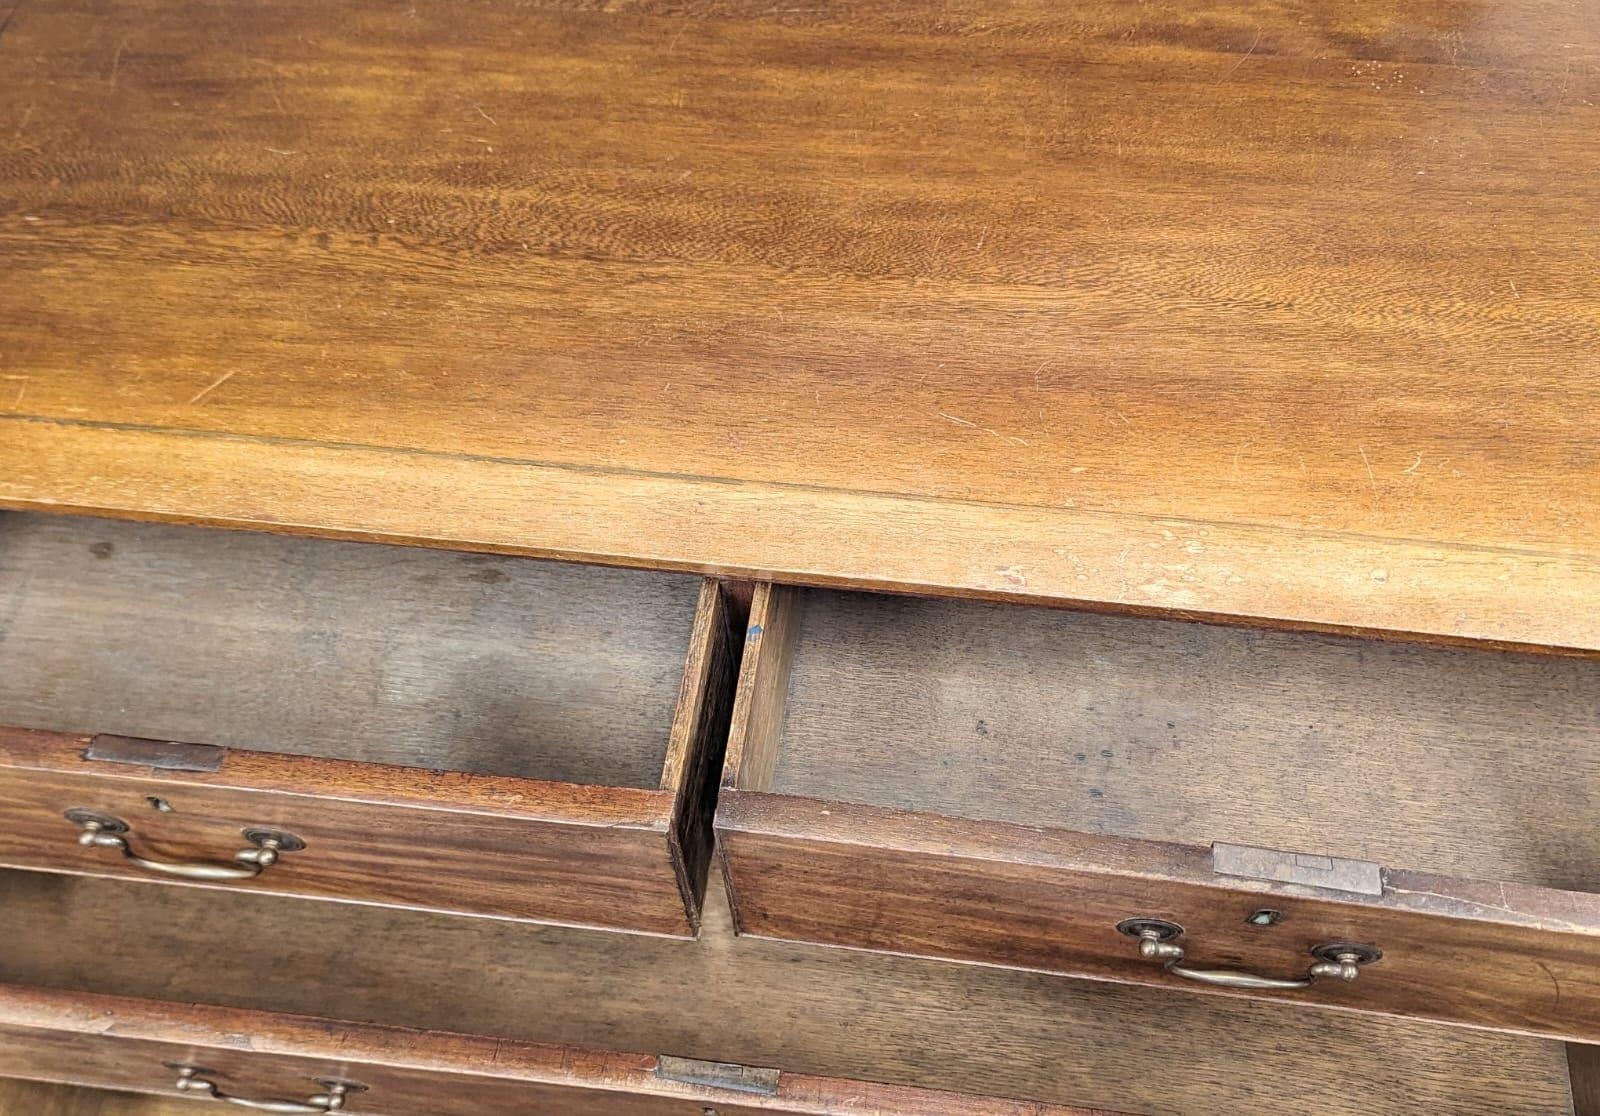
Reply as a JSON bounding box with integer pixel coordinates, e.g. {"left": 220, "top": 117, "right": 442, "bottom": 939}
{"left": 770, "top": 588, "right": 1600, "bottom": 890}
{"left": 723, "top": 583, "right": 801, "bottom": 794}
{"left": 719, "top": 792, "right": 1600, "bottom": 1042}
{"left": 0, "top": 871, "right": 1574, "bottom": 1116}
{"left": 2, "top": 0, "right": 1598, "bottom": 649}
{"left": 0, "top": 512, "right": 698, "bottom": 786}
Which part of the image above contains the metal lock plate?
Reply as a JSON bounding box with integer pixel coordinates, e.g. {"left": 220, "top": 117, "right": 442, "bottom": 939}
{"left": 1212, "top": 841, "right": 1383, "bottom": 896}
{"left": 656, "top": 1056, "right": 781, "bottom": 1096}
{"left": 86, "top": 734, "right": 225, "bottom": 772}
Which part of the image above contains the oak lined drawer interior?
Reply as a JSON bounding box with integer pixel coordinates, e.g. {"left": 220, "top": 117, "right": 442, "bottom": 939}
{"left": 0, "top": 512, "right": 736, "bottom": 934}
{"left": 717, "top": 584, "right": 1599, "bottom": 1040}
{"left": 767, "top": 588, "right": 1598, "bottom": 889}
{"left": 0, "top": 869, "right": 1580, "bottom": 1116}
{"left": 0, "top": 512, "right": 697, "bottom": 787}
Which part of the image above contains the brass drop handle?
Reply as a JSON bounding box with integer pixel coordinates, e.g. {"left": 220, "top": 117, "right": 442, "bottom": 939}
{"left": 173, "top": 1066, "right": 362, "bottom": 1112}
{"left": 67, "top": 809, "right": 304, "bottom": 882}
{"left": 1116, "top": 918, "right": 1380, "bottom": 990}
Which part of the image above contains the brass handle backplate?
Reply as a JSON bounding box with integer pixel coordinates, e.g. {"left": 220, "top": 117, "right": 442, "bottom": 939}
{"left": 171, "top": 1066, "right": 363, "bottom": 1113}
{"left": 1116, "top": 918, "right": 1380, "bottom": 991}
{"left": 67, "top": 809, "right": 304, "bottom": 882}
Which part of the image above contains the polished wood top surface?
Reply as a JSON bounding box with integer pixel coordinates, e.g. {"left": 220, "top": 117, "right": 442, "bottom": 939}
{"left": 2, "top": 0, "right": 1596, "bottom": 649}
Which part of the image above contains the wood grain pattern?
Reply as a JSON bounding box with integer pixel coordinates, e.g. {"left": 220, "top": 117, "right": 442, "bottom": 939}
{"left": 2, "top": 0, "right": 1598, "bottom": 649}
{"left": 1572, "top": 1044, "right": 1600, "bottom": 1116}
{"left": 0, "top": 870, "right": 1575, "bottom": 1116}
{"left": 662, "top": 579, "right": 741, "bottom": 917}
{"left": 0, "top": 984, "right": 1119, "bottom": 1116}
{"left": 0, "top": 726, "right": 701, "bottom": 933}
{"left": 723, "top": 584, "right": 801, "bottom": 794}
{"left": 0, "top": 1079, "right": 194, "bottom": 1116}
{"left": 771, "top": 587, "right": 1600, "bottom": 890}
{"left": 0, "top": 512, "right": 698, "bottom": 786}
{"left": 719, "top": 792, "right": 1600, "bottom": 1042}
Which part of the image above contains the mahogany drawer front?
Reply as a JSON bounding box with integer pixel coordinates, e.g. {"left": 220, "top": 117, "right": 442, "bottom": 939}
{"left": 1, "top": 872, "right": 1581, "bottom": 1116}
{"left": 0, "top": 513, "right": 738, "bottom": 934}
{"left": 0, "top": 984, "right": 1117, "bottom": 1116}
{"left": 717, "top": 584, "right": 1600, "bottom": 1041}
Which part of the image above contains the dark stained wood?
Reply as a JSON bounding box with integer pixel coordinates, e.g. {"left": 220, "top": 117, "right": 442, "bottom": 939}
{"left": 662, "top": 579, "right": 741, "bottom": 917}
{"left": 771, "top": 587, "right": 1600, "bottom": 890}
{"left": 1572, "top": 1044, "right": 1600, "bottom": 1116}
{"left": 2, "top": 0, "right": 1598, "bottom": 650}
{"left": 0, "top": 984, "right": 1119, "bottom": 1116}
{"left": 0, "top": 512, "right": 697, "bottom": 786}
{"left": 0, "top": 726, "right": 699, "bottom": 934}
{"left": 0, "top": 871, "right": 1575, "bottom": 1116}
{"left": 719, "top": 792, "right": 1600, "bottom": 1042}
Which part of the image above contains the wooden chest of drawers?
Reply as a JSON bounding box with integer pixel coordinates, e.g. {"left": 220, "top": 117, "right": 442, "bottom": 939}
{"left": 2, "top": 0, "right": 1597, "bottom": 1110}
{"left": 0, "top": 513, "right": 1590, "bottom": 1114}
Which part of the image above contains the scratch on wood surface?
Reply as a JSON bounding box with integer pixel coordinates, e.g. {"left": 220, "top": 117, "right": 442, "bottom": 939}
{"left": 1402, "top": 452, "right": 1423, "bottom": 475}
{"left": 1535, "top": 960, "right": 1562, "bottom": 1009}
{"left": 1232, "top": 440, "right": 1253, "bottom": 481}
{"left": 187, "top": 369, "right": 237, "bottom": 405}
{"left": 0, "top": 0, "right": 24, "bottom": 46}
{"left": 937, "top": 411, "right": 976, "bottom": 428}
{"left": 265, "top": 69, "right": 285, "bottom": 113}
{"left": 108, "top": 36, "right": 129, "bottom": 88}
{"left": 1385, "top": 882, "right": 1592, "bottom": 933}
{"left": 1216, "top": 28, "right": 1262, "bottom": 84}
{"left": 1358, "top": 444, "right": 1378, "bottom": 493}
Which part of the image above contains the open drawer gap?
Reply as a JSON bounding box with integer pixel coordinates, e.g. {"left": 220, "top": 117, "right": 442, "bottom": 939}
{"left": 718, "top": 584, "right": 1600, "bottom": 1041}
{"left": 0, "top": 513, "right": 739, "bottom": 935}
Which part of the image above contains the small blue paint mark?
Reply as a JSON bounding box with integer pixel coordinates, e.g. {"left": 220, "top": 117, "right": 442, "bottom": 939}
{"left": 748, "top": 624, "right": 764, "bottom": 637}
